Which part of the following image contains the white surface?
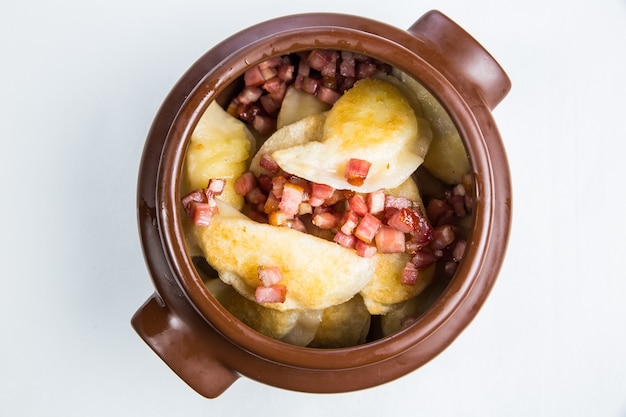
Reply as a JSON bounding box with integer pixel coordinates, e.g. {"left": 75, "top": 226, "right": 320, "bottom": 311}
{"left": 1, "top": 0, "right": 625, "bottom": 415}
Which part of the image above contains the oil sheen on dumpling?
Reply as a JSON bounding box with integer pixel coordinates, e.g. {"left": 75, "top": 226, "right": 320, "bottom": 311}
{"left": 271, "top": 78, "right": 427, "bottom": 193}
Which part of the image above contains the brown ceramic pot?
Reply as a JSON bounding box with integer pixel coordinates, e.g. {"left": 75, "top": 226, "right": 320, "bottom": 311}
{"left": 132, "top": 10, "right": 512, "bottom": 398}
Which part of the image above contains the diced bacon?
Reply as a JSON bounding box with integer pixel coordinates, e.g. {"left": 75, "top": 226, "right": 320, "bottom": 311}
{"left": 268, "top": 209, "right": 290, "bottom": 226}
{"left": 333, "top": 230, "right": 357, "bottom": 249}
{"left": 259, "top": 65, "right": 278, "bottom": 82}
{"left": 307, "top": 49, "right": 338, "bottom": 71}
{"left": 243, "top": 65, "right": 266, "bottom": 87}
{"left": 297, "top": 56, "right": 310, "bottom": 77}
{"left": 387, "top": 208, "right": 421, "bottom": 234}
{"left": 258, "top": 265, "right": 283, "bottom": 287}
{"left": 348, "top": 194, "right": 369, "bottom": 217}
{"left": 278, "top": 182, "right": 304, "bottom": 217}
{"left": 252, "top": 114, "right": 275, "bottom": 136}
{"left": 344, "top": 158, "right": 371, "bottom": 187}
{"left": 234, "top": 172, "right": 257, "bottom": 197}
{"left": 385, "top": 195, "right": 411, "bottom": 210}
{"left": 354, "top": 213, "right": 382, "bottom": 244}
{"left": 355, "top": 61, "right": 378, "bottom": 79}
{"left": 257, "top": 174, "right": 274, "bottom": 193}
{"left": 355, "top": 240, "right": 377, "bottom": 258}
{"left": 426, "top": 198, "right": 453, "bottom": 226}
{"left": 189, "top": 201, "right": 218, "bottom": 227}
{"left": 237, "top": 86, "right": 263, "bottom": 104}
{"left": 277, "top": 62, "right": 295, "bottom": 82}
{"left": 367, "top": 189, "right": 386, "bottom": 215}
{"left": 339, "top": 51, "right": 356, "bottom": 77}
{"left": 298, "top": 202, "right": 313, "bottom": 215}
{"left": 245, "top": 187, "right": 267, "bottom": 206}
{"left": 451, "top": 239, "right": 466, "bottom": 262}
{"left": 401, "top": 262, "right": 419, "bottom": 285}
{"left": 375, "top": 225, "right": 406, "bottom": 253}
{"left": 263, "top": 192, "right": 281, "bottom": 214}
{"left": 271, "top": 175, "right": 287, "bottom": 198}
{"left": 340, "top": 210, "right": 360, "bottom": 235}
{"left": 260, "top": 153, "right": 281, "bottom": 174}
{"left": 255, "top": 285, "right": 287, "bottom": 303}
{"left": 431, "top": 225, "right": 456, "bottom": 250}
{"left": 260, "top": 94, "right": 281, "bottom": 115}
{"left": 181, "top": 189, "right": 207, "bottom": 217}
{"left": 411, "top": 250, "right": 437, "bottom": 268}
{"left": 311, "top": 182, "right": 335, "bottom": 201}
{"left": 207, "top": 178, "right": 226, "bottom": 195}
{"left": 312, "top": 211, "right": 340, "bottom": 229}
{"left": 287, "top": 217, "right": 308, "bottom": 233}
{"left": 316, "top": 85, "right": 341, "bottom": 104}
{"left": 301, "top": 76, "right": 320, "bottom": 95}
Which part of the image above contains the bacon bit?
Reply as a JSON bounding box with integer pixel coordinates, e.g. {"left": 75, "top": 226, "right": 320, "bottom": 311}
{"left": 401, "top": 262, "right": 419, "bottom": 285}
{"left": 268, "top": 210, "right": 290, "bottom": 226}
{"left": 355, "top": 240, "right": 377, "bottom": 258}
{"left": 367, "top": 189, "right": 386, "bottom": 215}
{"left": 255, "top": 285, "right": 287, "bottom": 303}
{"left": 257, "top": 174, "right": 274, "bottom": 193}
{"left": 258, "top": 265, "right": 283, "bottom": 287}
{"left": 207, "top": 178, "right": 226, "bottom": 195}
{"left": 411, "top": 250, "right": 437, "bottom": 268}
{"left": 431, "top": 225, "right": 456, "bottom": 250}
{"left": 298, "top": 202, "right": 313, "bottom": 216}
{"left": 260, "top": 94, "right": 282, "bottom": 115}
{"left": 301, "top": 76, "right": 320, "bottom": 95}
{"left": 252, "top": 114, "right": 276, "bottom": 136}
{"left": 387, "top": 208, "right": 421, "bottom": 234}
{"left": 354, "top": 213, "right": 382, "bottom": 244}
{"left": 278, "top": 182, "right": 305, "bottom": 217}
{"left": 245, "top": 187, "right": 267, "bottom": 206}
{"left": 263, "top": 192, "right": 281, "bottom": 214}
{"left": 277, "top": 62, "right": 295, "bottom": 82}
{"left": 243, "top": 65, "right": 266, "bottom": 87}
{"left": 344, "top": 158, "right": 371, "bottom": 187}
{"left": 333, "top": 230, "right": 357, "bottom": 249}
{"left": 316, "top": 85, "right": 341, "bottom": 104}
{"left": 238, "top": 86, "right": 263, "bottom": 104}
{"left": 340, "top": 210, "right": 360, "bottom": 235}
{"left": 312, "top": 211, "right": 340, "bottom": 229}
{"left": 348, "top": 194, "right": 369, "bottom": 217}
{"left": 260, "top": 153, "right": 281, "bottom": 175}
{"left": 310, "top": 182, "right": 335, "bottom": 201}
{"left": 287, "top": 217, "right": 308, "bottom": 233}
{"left": 375, "top": 225, "right": 406, "bottom": 253}
{"left": 189, "top": 201, "right": 218, "bottom": 227}
{"left": 307, "top": 49, "right": 338, "bottom": 72}
{"left": 451, "top": 239, "right": 467, "bottom": 262}
{"left": 181, "top": 189, "right": 207, "bottom": 216}
{"left": 385, "top": 195, "right": 411, "bottom": 210}
{"left": 271, "top": 175, "right": 287, "bottom": 198}
{"left": 426, "top": 198, "right": 454, "bottom": 226}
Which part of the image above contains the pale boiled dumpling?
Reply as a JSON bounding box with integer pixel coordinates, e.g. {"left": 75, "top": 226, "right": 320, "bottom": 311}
{"left": 182, "top": 100, "right": 255, "bottom": 210}
{"left": 271, "top": 78, "right": 430, "bottom": 193}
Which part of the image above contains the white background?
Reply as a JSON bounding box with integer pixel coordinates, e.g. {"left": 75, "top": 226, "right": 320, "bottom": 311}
{"left": 1, "top": 0, "right": 625, "bottom": 416}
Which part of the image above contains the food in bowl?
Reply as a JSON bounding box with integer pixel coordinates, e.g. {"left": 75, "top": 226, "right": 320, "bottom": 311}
{"left": 180, "top": 49, "right": 473, "bottom": 348}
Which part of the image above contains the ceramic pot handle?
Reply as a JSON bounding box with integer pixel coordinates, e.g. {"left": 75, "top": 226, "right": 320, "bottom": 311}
{"left": 408, "top": 10, "right": 511, "bottom": 110}
{"left": 131, "top": 293, "right": 239, "bottom": 398}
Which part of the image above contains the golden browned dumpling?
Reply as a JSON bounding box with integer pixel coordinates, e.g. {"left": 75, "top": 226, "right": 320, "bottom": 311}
{"left": 196, "top": 202, "right": 375, "bottom": 312}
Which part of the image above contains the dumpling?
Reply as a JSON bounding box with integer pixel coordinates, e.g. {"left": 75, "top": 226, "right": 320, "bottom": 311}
{"left": 270, "top": 78, "right": 430, "bottom": 193}
{"left": 196, "top": 201, "right": 374, "bottom": 312}
{"left": 182, "top": 100, "right": 254, "bottom": 210}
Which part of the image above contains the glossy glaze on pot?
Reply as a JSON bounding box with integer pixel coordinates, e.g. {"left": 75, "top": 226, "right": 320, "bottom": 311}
{"left": 132, "top": 10, "right": 511, "bottom": 398}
